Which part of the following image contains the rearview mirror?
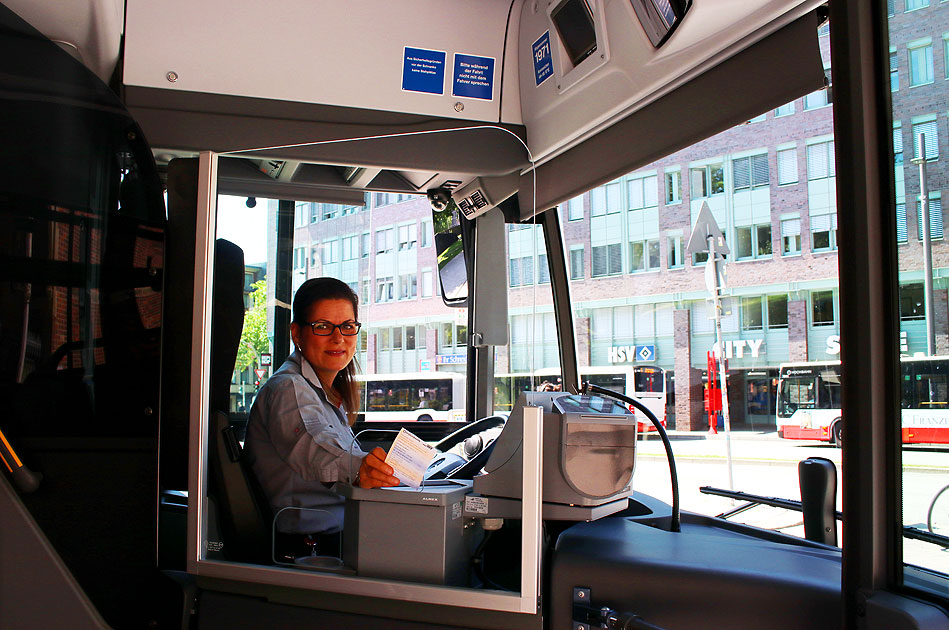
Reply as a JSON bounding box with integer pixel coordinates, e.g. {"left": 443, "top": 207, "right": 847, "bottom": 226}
{"left": 433, "top": 199, "right": 468, "bottom": 305}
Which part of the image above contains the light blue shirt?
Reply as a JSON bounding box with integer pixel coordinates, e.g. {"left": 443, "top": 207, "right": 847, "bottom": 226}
{"left": 245, "top": 350, "right": 365, "bottom": 534}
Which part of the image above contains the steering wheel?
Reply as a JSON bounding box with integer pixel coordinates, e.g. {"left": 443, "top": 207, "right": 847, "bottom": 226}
{"left": 424, "top": 415, "right": 506, "bottom": 481}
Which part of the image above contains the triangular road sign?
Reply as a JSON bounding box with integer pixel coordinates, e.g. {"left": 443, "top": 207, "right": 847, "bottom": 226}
{"left": 686, "top": 201, "right": 730, "bottom": 256}
{"left": 254, "top": 368, "right": 266, "bottom": 380}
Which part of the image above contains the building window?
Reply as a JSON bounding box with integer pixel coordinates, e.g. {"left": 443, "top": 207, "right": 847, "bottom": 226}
{"left": 807, "top": 141, "right": 836, "bottom": 180}
{"left": 310, "top": 246, "right": 319, "bottom": 267}
{"left": 510, "top": 255, "right": 534, "bottom": 287}
{"left": 361, "top": 232, "right": 370, "bottom": 258}
{"left": 781, "top": 218, "right": 801, "bottom": 255}
{"left": 887, "top": 0, "right": 895, "bottom": 16}
{"left": 774, "top": 101, "right": 795, "bottom": 117}
{"left": 741, "top": 296, "right": 763, "bottom": 331}
{"left": 811, "top": 213, "right": 838, "bottom": 251}
{"left": 537, "top": 254, "right": 550, "bottom": 284}
{"left": 379, "top": 327, "right": 391, "bottom": 351}
{"left": 441, "top": 322, "right": 454, "bottom": 348}
{"left": 945, "top": 36, "right": 949, "bottom": 80}
{"left": 777, "top": 147, "right": 798, "bottom": 185}
{"left": 568, "top": 195, "right": 584, "bottom": 220}
{"left": 747, "top": 113, "right": 767, "bottom": 124}
{"left": 321, "top": 204, "right": 339, "bottom": 221}
{"left": 665, "top": 170, "right": 681, "bottom": 204}
{"left": 392, "top": 327, "right": 403, "bottom": 351}
{"left": 421, "top": 269, "right": 433, "bottom": 297}
{"left": 294, "top": 201, "right": 308, "bottom": 226}
{"left": 376, "top": 228, "right": 394, "bottom": 254}
{"left": 804, "top": 67, "right": 833, "bottom": 109}
{"left": 592, "top": 243, "right": 623, "bottom": 277}
{"left": 569, "top": 246, "right": 584, "bottom": 280}
{"left": 591, "top": 182, "right": 622, "bottom": 216}
{"left": 732, "top": 154, "right": 769, "bottom": 191}
{"left": 911, "top": 118, "right": 939, "bottom": 161}
{"left": 321, "top": 240, "right": 339, "bottom": 264}
{"left": 736, "top": 224, "right": 772, "bottom": 260}
{"left": 890, "top": 50, "right": 899, "bottom": 91}
{"left": 811, "top": 290, "right": 836, "bottom": 326}
{"left": 376, "top": 276, "right": 394, "bottom": 303}
{"left": 629, "top": 239, "right": 660, "bottom": 273}
{"left": 906, "top": 0, "right": 929, "bottom": 11}
{"left": 398, "top": 224, "right": 417, "bottom": 251}
{"left": 668, "top": 235, "right": 683, "bottom": 268}
{"left": 399, "top": 274, "right": 417, "bottom": 299}
{"left": 293, "top": 246, "right": 306, "bottom": 270}
{"left": 900, "top": 284, "right": 925, "bottom": 321}
{"left": 690, "top": 163, "right": 724, "bottom": 197}
{"left": 405, "top": 325, "right": 416, "bottom": 350}
{"left": 767, "top": 295, "right": 788, "bottom": 329}
{"left": 361, "top": 278, "right": 370, "bottom": 304}
{"left": 342, "top": 235, "right": 358, "bottom": 261}
{"left": 909, "top": 39, "right": 935, "bottom": 87}
{"left": 897, "top": 203, "right": 908, "bottom": 243}
{"left": 917, "top": 194, "right": 944, "bottom": 240}
{"left": 628, "top": 176, "right": 658, "bottom": 210}
{"left": 417, "top": 325, "right": 427, "bottom": 349}
{"left": 420, "top": 220, "right": 432, "bottom": 247}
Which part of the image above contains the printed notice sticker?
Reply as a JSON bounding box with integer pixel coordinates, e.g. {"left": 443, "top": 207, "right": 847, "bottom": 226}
{"left": 402, "top": 47, "right": 446, "bottom": 95}
{"left": 532, "top": 31, "right": 553, "bottom": 87}
{"left": 384, "top": 428, "right": 436, "bottom": 488}
{"left": 452, "top": 53, "right": 495, "bottom": 100}
{"left": 465, "top": 495, "right": 488, "bottom": 515}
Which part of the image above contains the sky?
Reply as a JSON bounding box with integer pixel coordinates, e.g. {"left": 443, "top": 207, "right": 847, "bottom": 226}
{"left": 216, "top": 194, "right": 269, "bottom": 265}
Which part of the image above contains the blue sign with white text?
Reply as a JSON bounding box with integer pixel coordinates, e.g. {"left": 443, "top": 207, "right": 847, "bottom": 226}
{"left": 402, "top": 47, "right": 446, "bottom": 95}
{"left": 435, "top": 353, "right": 467, "bottom": 365}
{"left": 452, "top": 53, "right": 495, "bottom": 100}
{"left": 532, "top": 31, "right": 553, "bottom": 86}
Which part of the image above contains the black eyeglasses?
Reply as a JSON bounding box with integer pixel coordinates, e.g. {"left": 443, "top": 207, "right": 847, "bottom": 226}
{"left": 306, "top": 320, "right": 362, "bottom": 336}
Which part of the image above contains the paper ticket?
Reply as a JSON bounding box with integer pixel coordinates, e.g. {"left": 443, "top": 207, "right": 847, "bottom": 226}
{"left": 384, "top": 428, "right": 436, "bottom": 488}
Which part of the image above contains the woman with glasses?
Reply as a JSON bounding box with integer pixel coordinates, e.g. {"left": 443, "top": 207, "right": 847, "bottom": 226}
{"left": 245, "top": 277, "right": 399, "bottom": 561}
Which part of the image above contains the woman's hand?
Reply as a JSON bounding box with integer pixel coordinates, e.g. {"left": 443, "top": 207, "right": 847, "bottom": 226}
{"left": 357, "top": 447, "right": 400, "bottom": 488}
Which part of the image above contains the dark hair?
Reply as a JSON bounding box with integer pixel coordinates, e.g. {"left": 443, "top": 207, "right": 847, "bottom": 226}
{"left": 292, "top": 277, "right": 360, "bottom": 421}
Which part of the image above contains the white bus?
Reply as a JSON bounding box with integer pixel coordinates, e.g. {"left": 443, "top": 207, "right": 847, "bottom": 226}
{"left": 357, "top": 372, "right": 465, "bottom": 422}
{"left": 493, "top": 365, "right": 666, "bottom": 433}
{"left": 776, "top": 357, "right": 949, "bottom": 445}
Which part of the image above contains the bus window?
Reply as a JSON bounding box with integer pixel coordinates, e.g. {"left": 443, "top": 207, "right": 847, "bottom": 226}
{"left": 914, "top": 366, "right": 949, "bottom": 408}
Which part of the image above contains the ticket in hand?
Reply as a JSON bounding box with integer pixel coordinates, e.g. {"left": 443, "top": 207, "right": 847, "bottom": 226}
{"left": 384, "top": 428, "right": 436, "bottom": 488}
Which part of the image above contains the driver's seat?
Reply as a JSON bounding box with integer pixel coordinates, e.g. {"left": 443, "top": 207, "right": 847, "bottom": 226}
{"left": 205, "top": 238, "right": 273, "bottom": 564}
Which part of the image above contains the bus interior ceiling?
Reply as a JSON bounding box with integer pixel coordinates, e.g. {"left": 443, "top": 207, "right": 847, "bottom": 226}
{"left": 2, "top": 2, "right": 948, "bottom": 630}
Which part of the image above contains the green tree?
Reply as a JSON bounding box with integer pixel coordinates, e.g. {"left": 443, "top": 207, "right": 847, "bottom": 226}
{"left": 236, "top": 280, "right": 269, "bottom": 373}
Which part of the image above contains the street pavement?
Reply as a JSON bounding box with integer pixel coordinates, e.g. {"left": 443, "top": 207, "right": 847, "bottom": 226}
{"left": 632, "top": 428, "right": 949, "bottom": 575}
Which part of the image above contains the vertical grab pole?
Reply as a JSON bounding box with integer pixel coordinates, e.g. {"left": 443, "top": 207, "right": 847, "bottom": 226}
{"left": 519, "top": 405, "right": 543, "bottom": 613}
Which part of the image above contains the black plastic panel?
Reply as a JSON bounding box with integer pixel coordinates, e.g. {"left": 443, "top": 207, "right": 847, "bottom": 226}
{"left": 551, "top": 514, "right": 842, "bottom": 629}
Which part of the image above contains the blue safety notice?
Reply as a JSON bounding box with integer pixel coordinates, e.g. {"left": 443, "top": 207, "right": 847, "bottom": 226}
{"left": 451, "top": 53, "right": 495, "bottom": 100}
{"left": 532, "top": 31, "right": 553, "bottom": 87}
{"left": 402, "top": 47, "right": 446, "bottom": 95}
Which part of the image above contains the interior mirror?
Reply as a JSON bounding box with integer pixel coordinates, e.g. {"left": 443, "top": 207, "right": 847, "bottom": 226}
{"left": 433, "top": 199, "right": 468, "bottom": 305}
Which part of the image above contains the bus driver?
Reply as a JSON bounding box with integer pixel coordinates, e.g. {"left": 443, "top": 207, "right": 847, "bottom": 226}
{"left": 245, "top": 277, "right": 400, "bottom": 560}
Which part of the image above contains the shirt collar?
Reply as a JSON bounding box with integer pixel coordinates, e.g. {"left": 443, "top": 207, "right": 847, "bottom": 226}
{"left": 291, "top": 349, "right": 344, "bottom": 411}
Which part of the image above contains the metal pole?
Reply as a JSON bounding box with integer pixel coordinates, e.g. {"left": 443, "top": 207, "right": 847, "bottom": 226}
{"left": 914, "top": 132, "right": 936, "bottom": 355}
{"left": 708, "top": 235, "right": 734, "bottom": 491}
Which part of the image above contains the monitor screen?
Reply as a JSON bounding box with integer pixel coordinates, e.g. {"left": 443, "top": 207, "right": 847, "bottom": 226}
{"left": 551, "top": 0, "right": 598, "bottom": 67}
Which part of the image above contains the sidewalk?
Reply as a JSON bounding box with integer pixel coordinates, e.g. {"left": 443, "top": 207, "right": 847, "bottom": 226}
{"left": 636, "top": 429, "right": 948, "bottom": 472}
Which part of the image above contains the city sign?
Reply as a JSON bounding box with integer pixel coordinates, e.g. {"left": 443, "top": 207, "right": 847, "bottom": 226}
{"left": 419, "top": 360, "right": 433, "bottom": 372}
{"left": 711, "top": 339, "right": 764, "bottom": 359}
{"left": 260, "top": 353, "right": 272, "bottom": 366}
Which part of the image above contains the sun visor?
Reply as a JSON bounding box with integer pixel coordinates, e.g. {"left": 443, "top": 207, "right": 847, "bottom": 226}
{"left": 518, "top": 10, "right": 827, "bottom": 219}
{"left": 215, "top": 157, "right": 366, "bottom": 206}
